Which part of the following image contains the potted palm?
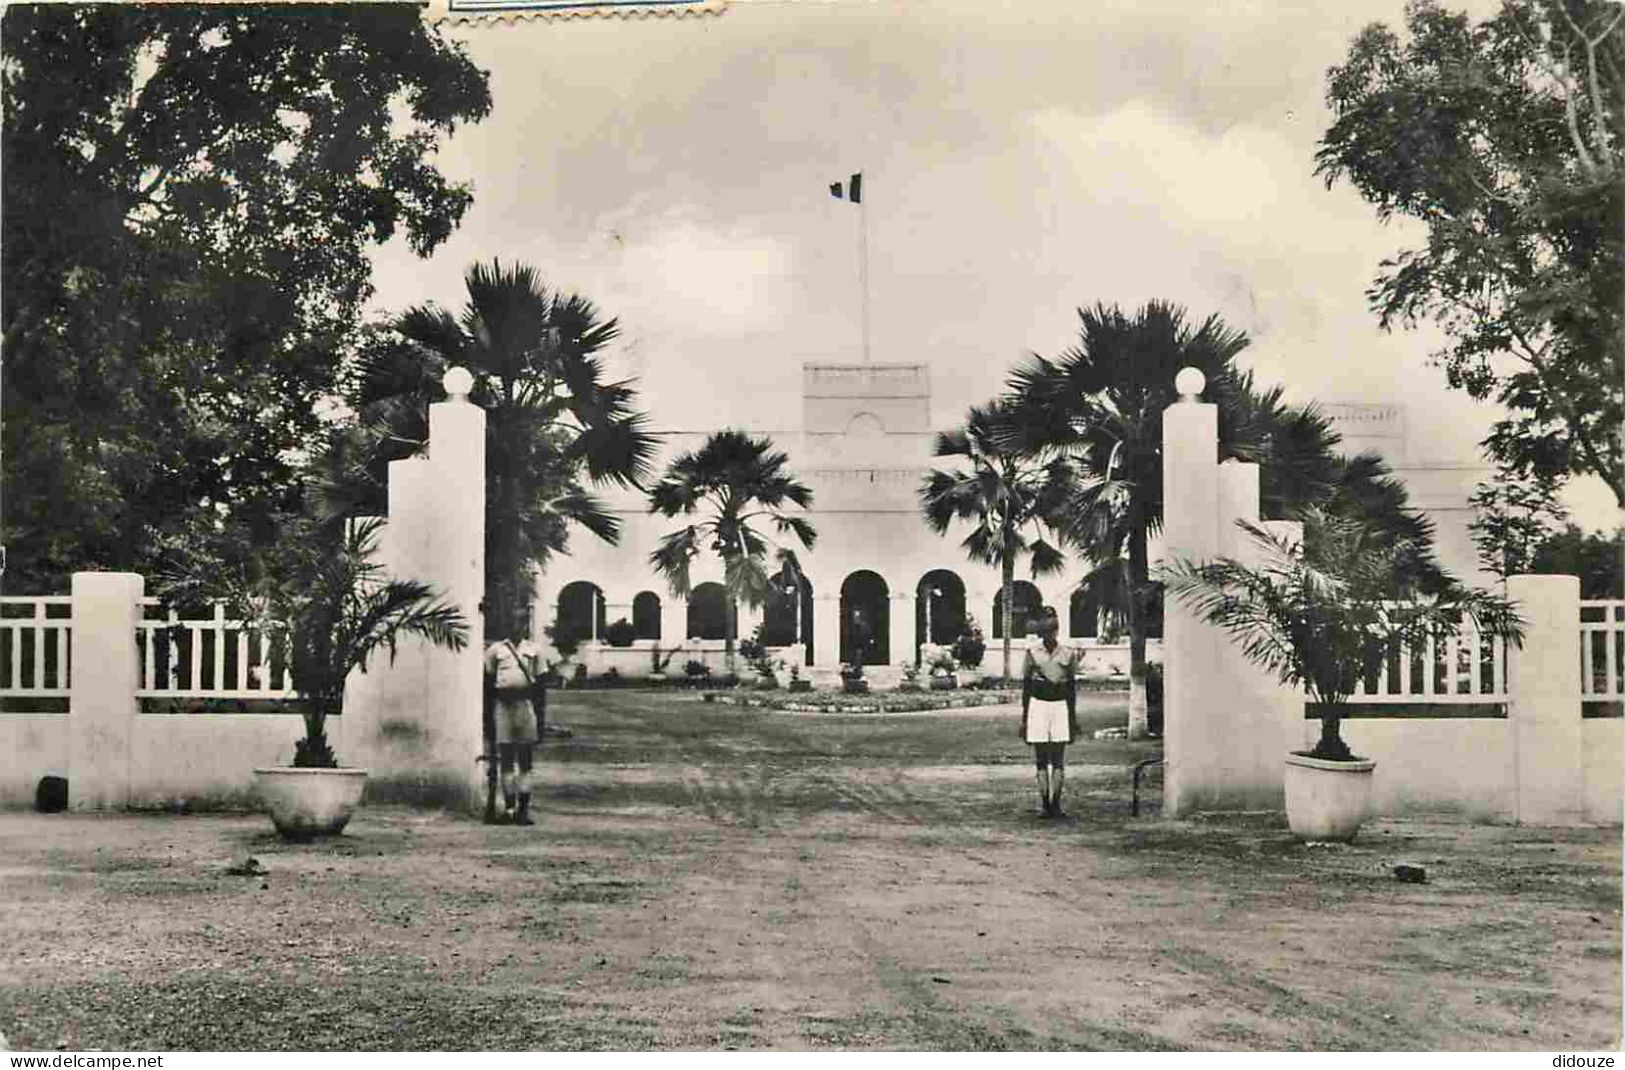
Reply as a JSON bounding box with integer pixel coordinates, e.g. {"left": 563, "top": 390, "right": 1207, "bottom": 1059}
{"left": 921, "top": 644, "right": 960, "bottom": 689}
{"left": 1161, "top": 509, "right": 1519, "bottom": 842}
{"left": 252, "top": 515, "right": 469, "bottom": 840}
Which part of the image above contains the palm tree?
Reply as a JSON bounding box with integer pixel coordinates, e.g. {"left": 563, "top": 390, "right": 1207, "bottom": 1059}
{"left": 1001, "top": 302, "right": 1250, "bottom": 736}
{"left": 920, "top": 400, "right": 1067, "bottom": 683}
{"left": 647, "top": 430, "right": 817, "bottom": 676}
{"left": 1003, "top": 301, "right": 1453, "bottom": 738}
{"left": 352, "top": 260, "right": 657, "bottom": 628}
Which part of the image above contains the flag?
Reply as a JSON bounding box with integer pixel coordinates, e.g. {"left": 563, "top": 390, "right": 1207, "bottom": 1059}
{"left": 829, "top": 172, "right": 862, "bottom": 204}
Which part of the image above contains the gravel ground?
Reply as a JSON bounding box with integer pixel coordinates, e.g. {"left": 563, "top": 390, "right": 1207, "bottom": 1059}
{"left": 0, "top": 691, "right": 1618, "bottom": 1051}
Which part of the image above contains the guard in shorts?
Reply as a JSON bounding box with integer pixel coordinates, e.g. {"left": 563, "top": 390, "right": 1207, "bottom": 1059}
{"left": 482, "top": 609, "right": 549, "bottom": 826}
{"left": 1019, "top": 606, "right": 1081, "bottom": 818}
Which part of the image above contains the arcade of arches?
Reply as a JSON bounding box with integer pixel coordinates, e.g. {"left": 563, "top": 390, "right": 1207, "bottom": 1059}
{"left": 543, "top": 567, "right": 1152, "bottom": 667}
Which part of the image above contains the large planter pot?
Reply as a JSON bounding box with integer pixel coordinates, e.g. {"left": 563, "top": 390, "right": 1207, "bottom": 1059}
{"left": 788, "top": 678, "right": 813, "bottom": 693}
{"left": 929, "top": 673, "right": 959, "bottom": 691}
{"left": 841, "top": 678, "right": 869, "bottom": 694}
{"left": 253, "top": 767, "right": 368, "bottom": 841}
{"left": 1283, "top": 752, "right": 1376, "bottom": 842}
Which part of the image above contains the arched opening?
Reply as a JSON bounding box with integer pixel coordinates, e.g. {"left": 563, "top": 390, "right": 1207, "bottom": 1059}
{"left": 761, "top": 567, "right": 814, "bottom": 665}
{"left": 840, "top": 570, "right": 890, "bottom": 666}
{"left": 914, "top": 570, "right": 966, "bottom": 659}
{"left": 687, "top": 582, "right": 734, "bottom": 641}
{"left": 556, "top": 581, "right": 605, "bottom": 644}
{"left": 632, "top": 591, "right": 661, "bottom": 641}
{"left": 1069, "top": 587, "right": 1101, "bottom": 640}
{"left": 991, "top": 580, "right": 1042, "bottom": 640}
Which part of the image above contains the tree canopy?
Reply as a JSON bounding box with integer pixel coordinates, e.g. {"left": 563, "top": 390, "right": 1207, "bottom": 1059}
{"left": 1316, "top": 0, "right": 1624, "bottom": 505}
{"left": 1, "top": 4, "right": 491, "bottom": 591}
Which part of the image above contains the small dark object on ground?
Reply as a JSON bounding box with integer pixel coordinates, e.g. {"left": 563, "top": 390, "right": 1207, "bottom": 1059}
{"left": 225, "top": 857, "right": 269, "bottom": 877}
{"left": 1393, "top": 864, "right": 1428, "bottom": 884}
{"left": 543, "top": 723, "right": 573, "bottom": 738}
{"left": 931, "top": 976, "right": 952, "bottom": 984}
{"left": 34, "top": 776, "right": 67, "bottom": 813}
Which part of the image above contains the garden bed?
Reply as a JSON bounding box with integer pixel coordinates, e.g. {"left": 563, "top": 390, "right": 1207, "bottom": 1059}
{"left": 702, "top": 687, "right": 1022, "bottom": 713}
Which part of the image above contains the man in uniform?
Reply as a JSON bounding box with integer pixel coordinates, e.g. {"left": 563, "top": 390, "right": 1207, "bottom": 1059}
{"left": 1019, "top": 606, "right": 1081, "bottom": 818}
{"left": 482, "top": 605, "right": 552, "bottom": 826}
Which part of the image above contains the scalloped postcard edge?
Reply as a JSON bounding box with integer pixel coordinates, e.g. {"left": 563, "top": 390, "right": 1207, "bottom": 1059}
{"left": 424, "top": 0, "right": 728, "bottom": 25}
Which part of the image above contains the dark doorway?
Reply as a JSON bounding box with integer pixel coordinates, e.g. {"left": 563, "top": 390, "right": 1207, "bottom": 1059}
{"left": 762, "top": 567, "right": 814, "bottom": 664}
{"left": 687, "top": 582, "right": 735, "bottom": 641}
{"left": 632, "top": 591, "right": 662, "bottom": 640}
{"left": 840, "top": 570, "right": 889, "bottom": 666}
{"left": 991, "top": 580, "right": 1043, "bottom": 640}
{"left": 556, "top": 581, "right": 605, "bottom": 644}
{"left": 914, "top": 569, "right": 966, "bottom": 661}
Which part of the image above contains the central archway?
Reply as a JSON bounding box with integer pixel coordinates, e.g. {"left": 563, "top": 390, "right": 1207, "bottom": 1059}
{"left": 914, "top": 569, "right": 966, "bottom": 660}
{"left": 762, "top": 566, "right": 814, "bottom": 665}
{"left": 840, "top": 570, "right": 889, "bottom": 667}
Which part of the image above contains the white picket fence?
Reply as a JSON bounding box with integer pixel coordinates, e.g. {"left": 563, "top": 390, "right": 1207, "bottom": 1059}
{"left": 1343, "top": 621, "right": 1510, "bottom": 704}
{"left": 0, "top": 596, "right": 72, "bottom": 698}
{"left": 135, "top": 599, "right": 296, "bottom": 700}
{"left": 1580, "top": 600, "right": 1625, "bottom": 703}
{"left": 1, "top": 594, "right": 1620, "bottom": 710}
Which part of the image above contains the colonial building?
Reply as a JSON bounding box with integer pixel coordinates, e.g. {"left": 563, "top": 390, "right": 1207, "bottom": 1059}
{"left": 535, "top": 363, "right": 1490, "bottom": 676}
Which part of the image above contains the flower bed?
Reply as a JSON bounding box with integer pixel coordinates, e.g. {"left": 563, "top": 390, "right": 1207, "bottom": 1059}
{"left": 702, "top": 687, "right": 1022, "bottom": 713}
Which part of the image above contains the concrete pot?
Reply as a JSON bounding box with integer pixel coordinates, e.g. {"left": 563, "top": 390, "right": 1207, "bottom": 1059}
{"left": 929, "top": 673, "right": 959, "bottom": 691}
{"left": 253, "top": 767, "right": 368, "bottom": 841}
{"left": 1283, "top": 753, "right": 1376, "bottom": 842}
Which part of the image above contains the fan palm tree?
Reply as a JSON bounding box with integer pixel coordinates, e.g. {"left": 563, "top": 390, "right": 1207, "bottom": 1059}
{"left": 647, "top": 430, "right": 817, "bottom": 675}
{"left": 1000, "top": 302, "right": 1250, "bottom": 735}
{"left": 920, "top": 400, "right": 1068, "bottom": 683}
{"left": 352, "top": 259, "right": 657, "bottom": 629}
{"left": 1002, "top": 301, "right": 1453, "bottom": 738}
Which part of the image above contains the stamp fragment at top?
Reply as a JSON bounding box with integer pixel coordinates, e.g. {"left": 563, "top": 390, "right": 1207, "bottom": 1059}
{"left": 426, "top": 0, "right": 727, "bottom": 23}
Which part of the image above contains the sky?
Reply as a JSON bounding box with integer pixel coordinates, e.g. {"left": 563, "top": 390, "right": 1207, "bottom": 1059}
{"left": 367, "top": 0, "right": 1619, "bottom": 530}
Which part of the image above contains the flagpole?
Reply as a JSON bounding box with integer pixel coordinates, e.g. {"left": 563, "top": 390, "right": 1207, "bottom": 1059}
{"left": 859, "top": 183, "right": 870, "bottom": 364}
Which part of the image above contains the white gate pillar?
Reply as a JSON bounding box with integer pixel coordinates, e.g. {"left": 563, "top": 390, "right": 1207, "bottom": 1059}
{"left": 68, "top": 572, "right": 144, "bottom": 810}
{"left": 1507, "top": 574, "right": 1584, "bottom": 825}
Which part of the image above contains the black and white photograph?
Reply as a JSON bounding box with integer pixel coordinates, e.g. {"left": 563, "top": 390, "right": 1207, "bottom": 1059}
{"left": 0, "top": 0, "right": 1620, "bottom": 1054}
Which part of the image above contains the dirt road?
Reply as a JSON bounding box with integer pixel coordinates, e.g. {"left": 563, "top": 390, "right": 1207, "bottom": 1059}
{"left": 1, "top": 691, "right": 1618, "bottom": 1050}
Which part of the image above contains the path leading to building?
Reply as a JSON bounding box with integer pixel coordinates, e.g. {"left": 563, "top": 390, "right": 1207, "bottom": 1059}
{"left": 0, "top": 691, "right": 1618, "bottom": 1051}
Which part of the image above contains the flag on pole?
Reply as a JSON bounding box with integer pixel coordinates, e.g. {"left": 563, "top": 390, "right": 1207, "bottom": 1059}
{"left": 829, "top": 172, "right": 862, "bottom": 204}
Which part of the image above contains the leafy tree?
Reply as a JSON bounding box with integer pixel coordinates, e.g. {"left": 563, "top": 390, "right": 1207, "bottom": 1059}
{"left": 1468, "top": 469, "right": 1571, "bottom": 576}
{"left": 1530, "top": 522, "right": 1624, "bottom": 597}
{"left": 919, "top": 400, "right": 1067, "bottom": 684}
{"left": 648, "top": 430, "right": 817, "bottom": 675}
{"left": 353, "top": 260, "right": 658, "bottom": 628}
{"left": 1001, "top": 301, "right": 1450, "bottom": 738}
{"left": 1317, "top": 0, "right": 1624, "bottom": 505}
{"left": 1, "top": 4, "right": 491, "bottom": 591}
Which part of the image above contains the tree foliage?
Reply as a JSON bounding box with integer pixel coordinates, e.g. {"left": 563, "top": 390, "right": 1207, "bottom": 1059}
{"left": 1162, "top": 509, "right": 1522, "bottom": 761}
{"left": 647, "top": 430, "right": 817, "bottom": 673}
{"left": 919, "top": 399, "right": 1067, "bottom": 682}
{"left": 999, "top": 300, "right": 1452, "bottom": 737}
{"left": 1, "top": 4, "right": 491, "bottom": 591}
{"left": 354, "top": 260, "right": 658, "bottom": 628}
{"left": 1317, "top": 0, "right": 1624, "bottom": 504}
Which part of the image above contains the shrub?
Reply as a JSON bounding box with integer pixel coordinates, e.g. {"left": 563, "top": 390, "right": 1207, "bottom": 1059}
{"left": 951, "top": 623, "right": 985, "bottom": 669}
{"left": 601, "top": 666, "right": 622, "bottom": 684}
{"left": 650, "top": 645, "right": 677, "bottom": 674}
{"left": 603, "top": 617, "right": 637, "bottom": 648}
{"left": 684, "top": 659, "right": 711, "bottom": 678}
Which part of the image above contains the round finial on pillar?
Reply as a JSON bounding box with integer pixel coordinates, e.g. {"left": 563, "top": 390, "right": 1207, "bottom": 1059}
{"left": 442, "top": 366, "right": 474, "bottom": 401}
{"left": 1175, "top": 366, "right": 1206, "bottom": 402}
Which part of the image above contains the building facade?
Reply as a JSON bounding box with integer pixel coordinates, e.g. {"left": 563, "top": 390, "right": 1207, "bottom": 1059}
{"left": 535, "top": 363, "right": 1489, "bottom": 675}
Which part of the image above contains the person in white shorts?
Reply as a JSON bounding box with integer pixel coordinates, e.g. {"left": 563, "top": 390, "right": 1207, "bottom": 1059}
{"left": 482, "top": 607, "right": 554, "bottom": 826}
{"left": 1019, "top": 606, "right": 1081, "bottom": 818}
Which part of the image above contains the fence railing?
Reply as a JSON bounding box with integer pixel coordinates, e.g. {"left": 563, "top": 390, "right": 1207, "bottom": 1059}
{"left": 1345, "top": 624, "right": 1509, "bottom": 704}
{"left": 1580, "top": 600, "right": 1624, "bottom": 703}
{"left": 0, "top": 597, "right": 73, "bottom": 697}
{"left": 136, "top": 599, "right": 296, "bottom": 701}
